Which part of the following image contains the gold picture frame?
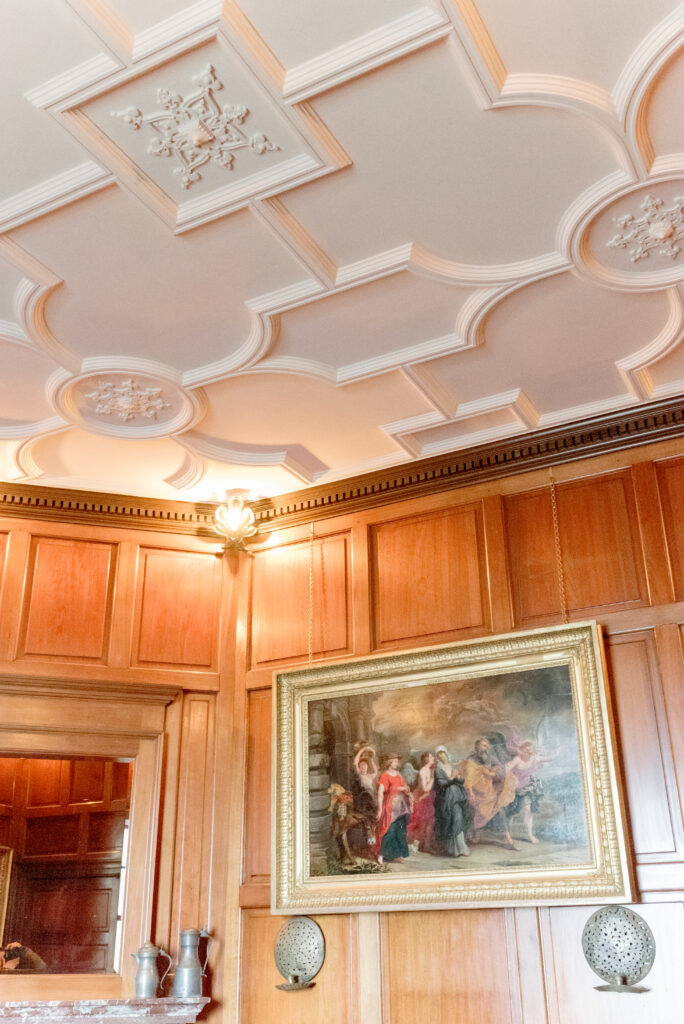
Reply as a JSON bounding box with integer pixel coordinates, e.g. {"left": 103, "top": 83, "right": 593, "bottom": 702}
{"left": 0, "top": 847, "right": 13, "bottom": 943}
{"left": 272, "top": 621, "right": 634, "bottom": 913}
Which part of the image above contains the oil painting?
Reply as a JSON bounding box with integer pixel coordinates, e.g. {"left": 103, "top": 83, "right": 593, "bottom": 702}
{"left": 272, "top": 622, "right": 633, "bottom": 913}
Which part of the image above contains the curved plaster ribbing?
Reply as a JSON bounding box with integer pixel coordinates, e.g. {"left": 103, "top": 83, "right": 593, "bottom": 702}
{"left": 616, "top": 285, "right": 684, "bottom": 397}
{"left": 179, "top": 430, "right": 329, "bottom": 484}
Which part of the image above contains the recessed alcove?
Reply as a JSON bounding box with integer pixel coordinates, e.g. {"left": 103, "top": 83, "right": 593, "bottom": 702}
{"left": 0, "top": 677, "right": 180, "bottom": 1002}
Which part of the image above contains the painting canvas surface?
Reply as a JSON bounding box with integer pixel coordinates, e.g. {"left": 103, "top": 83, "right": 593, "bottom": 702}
{"left": 310, "top": 664, "right": 589, "bottom": 877}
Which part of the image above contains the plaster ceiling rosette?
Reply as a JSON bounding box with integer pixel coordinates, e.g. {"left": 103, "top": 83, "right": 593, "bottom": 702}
{"left": 47, "top": 366, "right": 206, "bottom": 439}
{"left": 567, "top": 176, "right": 684, "bottom": 290}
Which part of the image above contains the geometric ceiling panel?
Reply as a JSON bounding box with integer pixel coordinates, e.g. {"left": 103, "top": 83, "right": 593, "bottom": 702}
{"left": 280, "top": 40, "right": 621, "bottom": 266}
{"left": 643, "top": 49, "right": 684, "bottom": 161}
{"left": 12, "top": 192, "right": 305, "bottom": 371}
{"left": 237, "top": 0, "right": 426, "bottom": 68}
{"left": 429, "top": 273, "right": 672, "bottom": 416}
{"left": 273, "top": 272, "right": 476, "bottom": 375}
{"left": 199, "top": 369, "right": 432, "bottom": 475}
{"left": 476, "top": 0, "right": 678, "bottom": 89}
{"left": 0, "top": 0, "right": 683, "bottom": 500}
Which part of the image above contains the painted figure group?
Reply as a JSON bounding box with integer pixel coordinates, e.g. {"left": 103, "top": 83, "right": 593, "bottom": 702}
{"left": 328, "top": 736, "right": 553, "bottom": 866}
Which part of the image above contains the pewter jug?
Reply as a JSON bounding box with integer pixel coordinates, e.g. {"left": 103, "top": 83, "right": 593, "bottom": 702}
{"left": 172, "top": 928, "right": 211, "bottom": 997}
{"left": 132, "top": 941, "right": 172, "bottom": 998}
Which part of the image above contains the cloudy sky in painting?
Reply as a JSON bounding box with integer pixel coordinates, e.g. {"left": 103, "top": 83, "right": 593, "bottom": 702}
{"left": 368, "top": 666, "right": 582, "bottom": 774}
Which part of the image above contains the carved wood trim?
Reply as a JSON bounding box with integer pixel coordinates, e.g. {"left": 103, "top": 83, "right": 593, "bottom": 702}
{"left": 0, "top": 397, "right": 681, "bottom": 535}
{"left": 251, "top": 397, "right": 684, "bottom": 530}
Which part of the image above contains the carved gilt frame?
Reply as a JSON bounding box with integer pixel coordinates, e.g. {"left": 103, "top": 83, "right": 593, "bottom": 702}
{"left": 272, "top": 621, "right": 634, "bottom": 913}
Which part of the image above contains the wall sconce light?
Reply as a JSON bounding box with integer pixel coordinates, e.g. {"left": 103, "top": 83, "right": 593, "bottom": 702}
{"left": 582, "top": 905, "right": 655, "bottom": 993}
{"left": 213, "top": 490, "right": 257, "bottom": 550}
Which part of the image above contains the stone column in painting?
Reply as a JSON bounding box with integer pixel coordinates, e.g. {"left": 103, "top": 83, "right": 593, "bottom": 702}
{"left": 308, "top": 703, "right": 332, "bottom": 874}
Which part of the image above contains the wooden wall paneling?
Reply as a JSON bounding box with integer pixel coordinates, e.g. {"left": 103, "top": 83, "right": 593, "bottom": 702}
{"left": 370, "top": 503, "right": 489, "bottom": 650}
{"left": 169, "top": 693, "right": 216, "bottom": 948}
{"left": 18, "top": 535, "right": 117, "bottom": 661}
{"left": 216, "top": 551, "right": 252, "bottom": 1024}
{"left": 654, "top": 624, "right": 684, "bottom": 849}
{"left": 380, "top": 909, "right": 516, "bottom": 1024}
{"left": 510, "top": 908, "right": 549, "bottom": 1024}
{"left": 605, "top": 632, "right": 679, "bottom": 860}
{"left": 106, "top": 539, "right": 139, "bottom": 669}
{"left": 631, "top": 461, "right": 675, "bottom": 606}
{"left": 0, "top": 529, "right": 26, "bottom": 662}
{"left": 655, "top": 456, "right": 684, "bottom": 599}
{"left": 133, "top": 547, "right": 222, "bottom": 670}
{"left": 240, "top": 909, "right": 355, "bottom": 1024}
{"left": 250, "top": 531, "right": 351, "bottom": 667}
{"left": 482, "top": 494, "right": 514, "bottom": 633}
{"left": 539, "top": 903, "right": 684, "bottom": 1022}
{"left": 504, "top": 487, "right": 561, "bottom": 626}
{"left": 555, "top": 471, "right": 648, "bottom": 615}
{"left": 350, "top": 522, "right": 372, "bottom": 656}
{"left": 242, "top": 688, "right": 271, "bottom": 886}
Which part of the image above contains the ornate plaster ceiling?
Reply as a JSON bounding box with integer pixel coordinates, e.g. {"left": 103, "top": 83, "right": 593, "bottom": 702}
{"left": 2, "top": 0, "right": 684, "bottom": 500}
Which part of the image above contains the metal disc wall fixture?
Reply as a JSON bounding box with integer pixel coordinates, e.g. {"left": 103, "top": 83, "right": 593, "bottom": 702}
{"left": 274, "top": 916, "right": 325, "bottom": 991}
{"left": 582, "top": 906, "right": 656, "bottom": 993}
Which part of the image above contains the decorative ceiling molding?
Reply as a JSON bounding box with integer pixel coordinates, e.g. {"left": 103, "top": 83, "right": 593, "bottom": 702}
{"left": 11, "top": 424, "right": 73, "bottom": 480}
{"left": 616, "top": 285, "right": 684, "bottom": 399}
{"left": 178, "top": 430, "right": 329, "bottom": 484}
{"left": 0, "top": 162, "right": 114, "bottom": 234}
{"left": 47, "top": 367, "right": 207, "bottom": 439}
{"left": 250, "top": 397, "right": 684, "bottom": 530}
{"left": 281, "top": 5, "right": 452, "bottom": 104}
{"left": 111, "top": 62, "right": 279, "bottom": 191}
{"left": 163, "top": 445, "right": 207, "bottom": 490}
{"left": 382, "top": 388, "right": 540, "bottom": 457}
{"left": 0, "top": 398, "right": 680, "bottom": 534}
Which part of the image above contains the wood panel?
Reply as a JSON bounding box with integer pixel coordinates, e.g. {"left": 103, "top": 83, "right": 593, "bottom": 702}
{"left": 541, "top": 903, "right": 684, "bottom": 1022}
{"left": 251, "top": 533, "right": 350, "bottom": 666}
{"left": 242, "top": 689, "right": 271, "bottom": 884}
{"left": 19, "top": 536, "right": 116, "bottom": 661}
{"left": 240, "top": 909, "right": 354, "bottom": 1024}
{"left": 381, "top": 909, "right": 515, "bottom": 1024}
{"left": 656, "top": 456, "right": 684, "bottom": 599}
{"left": 505, "top": 488, "right": 560, "bottom": 625}
{"left": 370, "top": 504, "right": 489, "bottom": 648}
{"left": 605, "top": 633, "right": 678, "bottom": 857}
{"left": 556, "top": 472, "right": 648, "bottom": 614}
{"left": 134, "top": 548, "right": 222, "bottom": 669}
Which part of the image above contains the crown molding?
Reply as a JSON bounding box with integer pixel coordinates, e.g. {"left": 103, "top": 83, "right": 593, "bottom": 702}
{"left": 249, "top": 396, "right": 684, "bottom": 529}
{"left": 0, "top": 397, "right": 681, "bottom": 536}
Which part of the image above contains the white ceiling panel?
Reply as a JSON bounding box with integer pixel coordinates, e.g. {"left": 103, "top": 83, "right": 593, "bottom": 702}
{"left": 0, "top": 0, "right": 681, "bottom": 501}
{"left": 280, "top": 39, "right": 621, "bottom": 266}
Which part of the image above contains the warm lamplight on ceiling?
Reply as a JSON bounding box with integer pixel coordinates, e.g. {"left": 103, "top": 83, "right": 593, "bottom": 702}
{"left": 213, "top": 491, "right": 258, "bottom": 550}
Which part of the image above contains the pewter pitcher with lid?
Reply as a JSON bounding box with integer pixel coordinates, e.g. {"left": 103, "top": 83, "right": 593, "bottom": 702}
{"left": 172, "top": 928, "right": 211, "bottom": 997}
{"left": 132, "top": 941, "right": 172, "bottom": 998}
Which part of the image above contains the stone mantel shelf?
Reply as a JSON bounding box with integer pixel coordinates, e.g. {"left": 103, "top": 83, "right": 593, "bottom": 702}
{"left": 0, "top": 997, "right": 210, "bottom": 1023}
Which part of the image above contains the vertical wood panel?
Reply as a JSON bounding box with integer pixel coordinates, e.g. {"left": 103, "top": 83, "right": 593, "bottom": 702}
{"left": 381, "top": 910, "right": 514, "bottom": 1024}
{"left": 243, "top": 689, "right": 271, "bottom": 883}
{"left": 482, "top": 494, "right": 514, "bottom": 633}
{"left": 631, "top": 461, "right": 675, "bottom": 605}
{"left": 504, "top": 488, "right": 560, "bottom": 625}
{"left": 655, "top": 456, "right": 684, "bottom": 599}
{"left": 251, "top": 533, "right": 350, "bottom": 665}
{"left": 371, "top": 504, "right": 489, "bottom": 648}
{"left": 134, "top": 548, "right": 221, "bottom": 668}
{"left": 171, "top": 694, "right": 216, "bottom": 944}
{"left": 240, "top": 909, "right": 353, "bottom": 1024}
{"left": 20, "top": 537, "right": 116, "bottom": 660}
{"left": 606, "top": 632, "right": 676, "bottom": 855}
{"left": 542, "top": 903, "right": 684, "bottom": 1023}
{"left": 556, "top": 473, "right": 648, "bottom": 613}
{"left": 655, "top": 624, "right": 684, "bottom": 837}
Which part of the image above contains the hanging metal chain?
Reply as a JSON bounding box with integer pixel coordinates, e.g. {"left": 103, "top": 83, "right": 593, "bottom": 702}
{"left": 549, "top": 469, "right": 569, "bottom": 624}
{"left": 308, "top": 521, "right": 314, "bottom": 664}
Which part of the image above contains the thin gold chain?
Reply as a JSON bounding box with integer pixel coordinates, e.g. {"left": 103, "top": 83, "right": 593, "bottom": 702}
{"left": 308, "top": 521, "right": 314, "bottom": 664}
{"left": 549, "top": 469, "right": 569, "bottom": 624}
